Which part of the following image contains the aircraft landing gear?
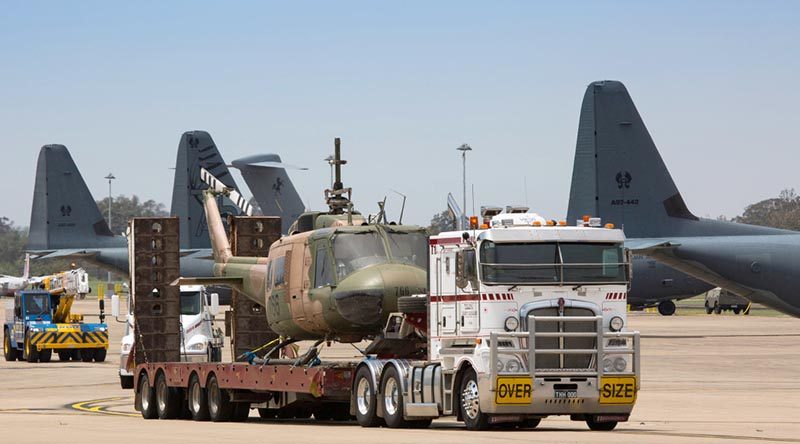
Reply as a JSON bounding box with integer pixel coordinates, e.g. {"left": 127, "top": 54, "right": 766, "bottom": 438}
{"left": 657, "top": 300, "right": 676, "bottom": 316}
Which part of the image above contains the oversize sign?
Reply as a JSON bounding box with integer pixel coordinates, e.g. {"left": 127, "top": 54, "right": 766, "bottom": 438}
{"left": 495, "top": 377, "right": 533, "bottom": 405}
{"left": 599, "top": 376, "right": 637, "bottom": 404}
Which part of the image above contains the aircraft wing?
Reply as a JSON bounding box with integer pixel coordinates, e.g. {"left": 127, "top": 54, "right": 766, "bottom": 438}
{"left": 624, "top": 238, "right": 681, "bottom": 252}
{"left": 28, "top": 249, "right": 101, "bottom": 259}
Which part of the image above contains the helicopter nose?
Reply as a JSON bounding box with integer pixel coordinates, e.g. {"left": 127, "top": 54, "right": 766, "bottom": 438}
{"left": 332, "top": 264, "right": 427, "bottom": 326}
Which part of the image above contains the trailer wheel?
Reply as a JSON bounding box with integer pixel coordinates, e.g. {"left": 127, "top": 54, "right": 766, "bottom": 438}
{"left": 80, "top": 349, "right": 95, "bottom": 363}
{"left": 139, "top": 373, "right": 158, "bottom": 419}
{"left": 155, "top": 371, "right": 182, "bottom": 419}
{"left": 231, "top": 402, "right": 250, "bottom": 422}
{"left": 3, "top": 330, "right": 19, "bottom": 362}
{"left": 187, "top": 374, "right": 209, "bottom": 421}
{"left": 207, "top": 374, "right": 233, "bottom": 422}
{"left": 24, "top": 333, "right": 39, "bottom": 363}
{"left": 459, "top": 368, "right": 490, "bottom": 431}
{"left": 381, "top": 366, "right": 409, "bottom": 428}
{"left": 353, "top": 366, "right": 382, "bottom": 427}
{"left": 586, "top": 417, "right": 617, "bottom": 431}
{"left": 94, "top": 348, "right": 107, "bottom": 362}
{"left": 39, "top": 349, "right": 52, "bottom": 363}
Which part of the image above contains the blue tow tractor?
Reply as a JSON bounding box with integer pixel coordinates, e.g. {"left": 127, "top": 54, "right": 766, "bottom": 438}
{"left": 3, "top": 290, "right": 109, "bottom": 363}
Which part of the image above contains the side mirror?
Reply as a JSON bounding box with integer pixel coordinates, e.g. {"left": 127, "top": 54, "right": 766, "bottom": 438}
{"left": 210, "top": 293, "right": 220, "bottom": 316}
{"left": 456, "top": 249, "right": 476, "bottom": 290}
{"left": 111, "top": 294, "right": 120, "bottom": 318}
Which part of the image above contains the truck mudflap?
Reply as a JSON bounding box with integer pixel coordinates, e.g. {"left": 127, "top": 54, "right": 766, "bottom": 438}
{"left": 30, "top": 329, "right": 109, "bottom": 351}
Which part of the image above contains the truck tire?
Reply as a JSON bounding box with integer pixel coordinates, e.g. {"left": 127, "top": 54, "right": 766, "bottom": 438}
{"left": 519, "top": 418, "right": 541, "bottom": 429}
{"left": 231, "top": 402, "right": 250, "bottom": 422}
{"left": 586, "top": 416, "right": 618, "bottom": 431}
{"left": 657, "top": 300, "right": 676, "bottom": 316}
{"left": 94, "top": 348, "right": 107, "bottom": 362}
{"left": 80, "top": 349, "right": 95, "bottom": 363}
{"left": 353, "top": 366, "right": 382, "bottom": 427}
{"left": 733, "top": 307, "right": 741, "bottom": 315}
{"left": 39, "top": 349, "right": 52, "bottom": 363}
{"left": 25, "top": 333, "right": 39, "bottom": 363}
{"left": 398, "top": 295, "right": 427, "bottom": 314}
{"left": 57, "top": 351, "right": 70, "bottom": 361}
{"left": 460, "top": 368, "right": 490, "bottom": 431}
{"left": 713, "top": 303, "right": 722, "bottom": 315}
{"left": 139, "top": 373, "right": 158, "bottom": 419}
{"left": 207, "top": 374, "right": 233, "bottom": 422}
{"left": 155, "top": 371, "right": 182, "bottom": 419}
{"left": 381, "top": 365, "right": 409, "bottom": 428}
{"left": 120, "top": 375, "right": 134, "bottom": 389}
{"left": 3, "top": 330, "right": 19, "bottom": 362}
{"left": 188, "top": 374, "right": 209, "bottom": 421}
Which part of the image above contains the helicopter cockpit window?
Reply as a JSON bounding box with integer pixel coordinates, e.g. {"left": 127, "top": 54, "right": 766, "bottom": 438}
{"left": 386, "top": 231, "right": 427, "bottom": 269}
{"left": 332, "top": 232, "right": 389, "bottom": 279}
{"left": 273, "top": 256, "right": 286, "bottom": 286}
{"left": 315, "top": 247, "right": 335, "bottom": 287}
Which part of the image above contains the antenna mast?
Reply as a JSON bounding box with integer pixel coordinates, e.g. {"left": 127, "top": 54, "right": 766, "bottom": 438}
{"left": 324, "top": 138, "right": 353, "bottom": 216}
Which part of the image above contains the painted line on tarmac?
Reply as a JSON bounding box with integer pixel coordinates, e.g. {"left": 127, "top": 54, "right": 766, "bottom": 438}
{"left": 618, "top": 430, "right": 800, "bottom": 443}
{"left": 69, "top": 397, "right": 138, "bottom": 418}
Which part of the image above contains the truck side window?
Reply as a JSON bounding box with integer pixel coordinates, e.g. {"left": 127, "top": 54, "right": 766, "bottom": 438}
{"left": 273, "top": 256, "right": 286, "bottom": 287}
{"left": 315, "top": 247, "right": 335, "bottom": 287}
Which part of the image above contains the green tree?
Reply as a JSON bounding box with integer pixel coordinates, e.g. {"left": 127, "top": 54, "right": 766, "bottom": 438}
{"left": 428, "top": 210, "right": 456, "bottom": 235}
{"left": 0, "top": 217, "right": 26, "bottom": 275}
{"left": 732, "top": 189, "right": 800, "bottom": 231}
{"left": 97, "top": 195, "right": 169, "bottom": 235}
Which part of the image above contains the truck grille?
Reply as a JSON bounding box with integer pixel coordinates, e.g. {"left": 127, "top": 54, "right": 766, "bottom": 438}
{"left": 529, "top": 307, "right": 596, "bottom": 371}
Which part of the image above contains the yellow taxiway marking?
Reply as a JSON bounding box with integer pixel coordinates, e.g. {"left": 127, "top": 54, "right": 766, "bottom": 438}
{"left": 70, "top": 396, "right": 138, "bottom": 418}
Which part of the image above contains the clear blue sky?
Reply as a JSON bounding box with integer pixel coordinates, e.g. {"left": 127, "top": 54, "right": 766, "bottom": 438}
{"left": 1, "top": 1, "right": 798, "bottom": 228}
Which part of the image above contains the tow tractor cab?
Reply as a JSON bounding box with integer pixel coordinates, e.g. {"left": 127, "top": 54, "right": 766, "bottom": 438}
{"left": 353, "top": 207, "right": 639, "bottom": 431}
{"left": 116, "top": 285, "right": 222, "bottom": 389}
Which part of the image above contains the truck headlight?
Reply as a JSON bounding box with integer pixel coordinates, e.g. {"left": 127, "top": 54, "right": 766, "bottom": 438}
{"left": 496, "top": 359, "right": 505, "bottom": 373}
{"left": 504, "top": 316, "right": 519, "bottom": 332}
{"left": 609, "top": 316, "right": 624, "bottom": 332}
{"left": 613, "top": 357, "right": 627, "bottom": 372}
{"left": 603, "top": 358, "right": 613, "bottom": 373}
{"left": 187, "top": 342, "right": 206, "bottom": 352}
{"left": 505, "top": 359, "right": 522, "bottom": 373}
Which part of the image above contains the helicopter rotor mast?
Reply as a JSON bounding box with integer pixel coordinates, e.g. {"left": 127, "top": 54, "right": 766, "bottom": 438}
{"left": 325, "top": 137, "right": 353, "bottom": 217}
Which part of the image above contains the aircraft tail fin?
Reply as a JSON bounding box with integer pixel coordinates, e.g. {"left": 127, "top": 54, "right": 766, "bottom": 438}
{"left": 229, "top": 154, "right": 305, "bottom": 235}
{"left": 566, "top": 81, "right": 698, "bottom": 238}
{"left": 170, "top": 131, "right": 244, "bottom": 249}
{"left": 27, "top": 145, "right": 122, "bottom": 250}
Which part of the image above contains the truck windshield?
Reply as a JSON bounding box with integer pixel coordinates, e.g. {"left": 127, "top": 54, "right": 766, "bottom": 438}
{"left": 386, "top": 231, "right": 427, "bottom": 269}
{"left": 333, "top": 232, "right": 389, "bottom": 279}
{"left": 180, "top": 291, "right": 203, "bottom": 316}
{"left": 24, "top": 293, "right": 50, "bottom": 316}
{"left": 479, "top": 241, "right": 627, "bottom": 285}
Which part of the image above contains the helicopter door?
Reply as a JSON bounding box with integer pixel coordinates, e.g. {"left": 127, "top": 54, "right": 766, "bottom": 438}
{"left": 437, "top": 250, "right": 457, "bottom": 335}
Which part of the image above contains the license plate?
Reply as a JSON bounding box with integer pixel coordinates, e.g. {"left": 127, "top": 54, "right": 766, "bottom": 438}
{"left": 495, "top": 377, "right": 533, "bottom": 405}
{"left": 554, "top": 389, "right": 578, "bottom": 399}
{"left": 599, "top": 376, "right": 637, "bottom": 404}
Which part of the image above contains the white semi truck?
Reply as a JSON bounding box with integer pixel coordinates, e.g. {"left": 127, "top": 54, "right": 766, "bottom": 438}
{"left": 116, "top": 285, "right": 223, "bottom": 389}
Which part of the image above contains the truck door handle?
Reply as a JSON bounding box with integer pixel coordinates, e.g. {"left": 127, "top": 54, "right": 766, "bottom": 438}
{"left": 461, "top": 315, "right": 464, "bottom": 326}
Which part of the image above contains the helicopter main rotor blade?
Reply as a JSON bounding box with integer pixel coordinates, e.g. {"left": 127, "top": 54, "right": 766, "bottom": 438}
{"left": 200, "top": 167, "right": 253, "bottom": 216}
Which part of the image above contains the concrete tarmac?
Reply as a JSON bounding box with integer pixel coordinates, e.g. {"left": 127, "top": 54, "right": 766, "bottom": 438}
{"left": 2, "top": 299, "right": 799, "bottom": 443}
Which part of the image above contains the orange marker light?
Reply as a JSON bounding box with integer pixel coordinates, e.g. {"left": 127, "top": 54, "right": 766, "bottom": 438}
{"left": 605, "top": 223, "right": 615, "bottom": 229}
{"left": 582, "top": 215, "right": 591, "bottom": 223}
{"left": 558, "top": 220, "right": 567, "bottom": 226}
{"left": 546, "top": 220, "right": 556, "bottom": 226}
{"left": 469, "top": 216, "right": 479, "bottom": 229}
{"left": 480, "top": 223, "right": 489, "bottom": 229}
{"left": 533, "top": 221, "right": 542, "bottom": 226}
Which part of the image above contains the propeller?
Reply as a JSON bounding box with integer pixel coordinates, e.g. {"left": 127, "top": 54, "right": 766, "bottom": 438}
{"left": 200, "top": 167, "right": 253, "bottom": 216}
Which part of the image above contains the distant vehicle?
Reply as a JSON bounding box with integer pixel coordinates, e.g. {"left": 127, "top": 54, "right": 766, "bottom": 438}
{"left": 115, "top": 285, "right": 222, "bottom": 389}
{"left": 705, "top": 288, "right": 750, "bottom": 315}
{"left": 3, "top": 288, "right": 108, "bottom": 363}
{"left": 567, "top": 80, "right": 800, "bottom": 318}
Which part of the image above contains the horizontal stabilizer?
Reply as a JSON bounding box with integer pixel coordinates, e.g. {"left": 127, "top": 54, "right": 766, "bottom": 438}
{"left": 625, "top": 238, "right": 681, "bottom": 251}
{"left": 170, "top": 276, "right": 243, "bottom": 292}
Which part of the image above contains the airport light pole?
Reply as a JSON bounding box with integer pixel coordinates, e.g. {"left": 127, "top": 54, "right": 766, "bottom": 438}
{"left": 457, "top": 144, "right": 472, "bottom": 224}
{"left": 104, "top": 173, "right": 115, "bottom": 283}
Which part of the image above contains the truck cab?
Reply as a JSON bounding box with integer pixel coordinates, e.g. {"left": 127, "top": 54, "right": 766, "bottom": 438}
{"left": 351, "top": 209, "right": 640, "bottom": 431}
{"left": 117, "top": 285, "right": 222, "bottom": 388}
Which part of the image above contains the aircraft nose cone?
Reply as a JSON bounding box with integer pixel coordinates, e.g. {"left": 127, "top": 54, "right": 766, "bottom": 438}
{"left": 332, "top": 264, "right": 427, "bottom": 326}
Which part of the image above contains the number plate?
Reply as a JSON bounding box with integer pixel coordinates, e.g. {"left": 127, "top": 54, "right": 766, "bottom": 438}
{"left": 554, "top": 389, "right": 578, "bottom": 399}
{"left": 599, "top": 376, "right": 637, "bottom": 404}
{"left": 495, "top": 377, "right": 533, "bottom": 405}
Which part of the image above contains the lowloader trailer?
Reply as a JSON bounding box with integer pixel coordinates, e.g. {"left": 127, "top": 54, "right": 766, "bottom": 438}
{"left": 130, "top": 210, "right": 639, "bottom": 430}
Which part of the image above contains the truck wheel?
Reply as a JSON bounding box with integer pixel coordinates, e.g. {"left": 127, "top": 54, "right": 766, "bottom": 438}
{"left": 705, "top": 305, "right": 713, "bottom": 314}
{"left": 231, "top": 402, "right": 250, "bottom": 422}
{"left": 207, "top": 374, "right": 233, "bottom": 422}
{"left": 586, "top": 417, "right": 617, "bottom": 431}
{"left": 713, "top": 303, "right": 722, "bottom": 315}
{"left": 80, "top": 349, "right": 95, "bottom": 363}
{"left": 460, "top": 368, "right": 490, "bottom": 431}
{"left": 657, "top": 300, "right": 676, "bottom": 316}
{"left": 139, "top": 373, "right": 158, "bottom": 419}
{"left": 258, "top": 408, "right": 278, "bottom": 419}
{"left": 519, "top": 418, "right": 541, "bottom": 429}
{"left": 3, "top": 330, "right": 19, "bottom": 362}
{"left": 120, "top": 375, "right": 134, "bottom": 389}
{"left": 733, "top": 307, "right": 741, "bottom": 315}
{"left": 381, "top": 366, "right": 409, "bottom": 428}
{"left": 353, "top": 366, "right": 382, "bottom": 427}
{"left": 155, "top": 371, "right": 182, "bottom": 419}
{"left": 94, "top": 348, "right": 107, "bottom": 362}
{"left": 398, "top": 295, "right": 427, "bottom": 314}
{"left": 39, "top": 349, "right": 52, "bottom": 363}
{"left": 25, "top": 333, "right": 39, "bottom": 363}
{"left": 57, "top": 351, "right": 70, "bottom": 361}
{"left": 187, "top": 374, "right": 209, "bottom": 421}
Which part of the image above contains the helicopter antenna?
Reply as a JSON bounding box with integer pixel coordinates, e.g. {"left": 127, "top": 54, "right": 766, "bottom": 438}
{"left": 324, "top": 138, "right": 353, "bottom": 215}
{"left": 390, "top": 189, "right": 407, "bottom": 224}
